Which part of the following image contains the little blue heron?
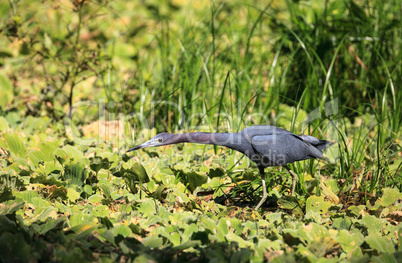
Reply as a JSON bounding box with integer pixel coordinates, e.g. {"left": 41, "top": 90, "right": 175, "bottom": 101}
{"left": 127, "top": 125, "right": 330, "bottom": 210}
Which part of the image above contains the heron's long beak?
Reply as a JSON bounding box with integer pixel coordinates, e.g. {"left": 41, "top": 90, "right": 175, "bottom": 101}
{"left": 126, "top": 140, "right": 156, "bottom": 152}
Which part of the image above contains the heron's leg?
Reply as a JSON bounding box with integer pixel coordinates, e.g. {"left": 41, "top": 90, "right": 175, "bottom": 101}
{"left": 284, "top": 165, "right": 298, "bottom": 196}
{"left": 255, "top": 166, "right": 267, "bottom": 210}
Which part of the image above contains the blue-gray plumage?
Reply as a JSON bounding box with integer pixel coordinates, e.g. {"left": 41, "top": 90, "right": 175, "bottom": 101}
{"left": 127, "top": 125, "right": 330, "bottom": 210}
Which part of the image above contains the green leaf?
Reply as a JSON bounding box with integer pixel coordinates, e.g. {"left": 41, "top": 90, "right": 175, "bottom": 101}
{"left": 265, "top": 212, "right": 283, "bottom": 224}
{"left": 88, "top": 194, "right": 103, "bottom": 203}
{"left": 372, "top": 188, "right": 401, "bottom": 210}
{"left": 332, "top": 217, "right": 352, "bottom": 230}
{"left": 14, "top": 190, "right": 40, "bottom": 203}
{"left": 186, "top": 171, "right": 208, "bottom": 193}
{"left": 163, "top": 231, "right": 181, "bottom": 246}
{"left": 34, "top": 206, "right": 58, "bottom": 222}
{"left": 226, "top": 231, "right": 252, "bottom": 248}
{"left": 138, "top": 199, "right": 155, "bottom": 217}
{"left": 142, "top": 235, "right": 163, "bottom": 248}
{"left": 173, "top": 240, "right": 201, "bottom": 250}
{"left": 31, "top": 196, "right": 51, "bottom": 209}
{"left": 64, "top": 162, "right": 87, "bottom": 187}
{"left": 297, "top": 246, "right": 319, "bottom": 262}
{"left": 4, "top": 111, "right": 21, "bottom": 127}
{"left": 113, "top": 224, "right": 132, "bottom": 238}
{"left": 0, "top": 116, "right": 9, "bottom": 132}
{"left": 361, "top": 215, "right": 387, "bottom": 235}
{"left": 365, "top": 233, "right": 396, "bottom": 254}
{"left": 43, "top": 32, "right": 56, "bottom": 56}
{"left": 208, "top": 167, "right": 225, "bottom": 178}
{"left": 371, "top": 253, "right": 400, "bottom": 263}
{"left": 283, "top": 222, "right": 330, "bottom": 246}
{"left": 22, "top": 116, "right": 51, "bottom": 133}
{"left": 30, "top": 174, "right": 63, "bottom": 187}
{"left": 306, "top": 195, "right": 332, "bottom": 214}
{"left": 54, "top": 145, "right": 85, "bottom": 163}
{"left": 13, "top": 157, "right": 29, "bottom": 169}
{"left": 35, "top": 216, "right": 66, "bottom": 235}
{"left": 131, "top": 163, "right": 150, "bottom": 183}
{"left": 69, "top": 222, "right": 97, "bottom": 234}
{"left": 0, "top": 73, "right": 14, "bottom": 109}
{"left": 337, "top": 229, "right": 364, "bottom": 254}
{"left": 348, "top": 205, "right": 366, "bottom": 217}
{"left": 171, "top": 168, "right": 208, "bottom": 193}
{"left": 28, "top": 150, "right": 54, "bottom": 167}
{"left": 1, "top": 133, "right": 26, "bottom": 157}
{"left": 91, "top": 205, "right": 109, "bottom": 217}
{"left": 89, "top": 156, "right": 112, "bottom": 174}
{"left": 69, "top": 214, "right": 94, "bottom": 227}
{"left": 67, "top": 188, "right": 80, "bottom": 202}
{"left": 83, "top": 185, "right": 93, "bottom": 195}
{"left": 99, "top": 183, "right": 111, "bottom": 199}
{"left": 215, "top": 219, "right": 229, "bottom": 241}
{"left": 0, "top": 201, "right": 24, "bottom": 215}
{"left": 118, "top": 162, "right": 150, "bottom": 194}
{"left": 278, "top": 196, "right": 304, "bottom": 217}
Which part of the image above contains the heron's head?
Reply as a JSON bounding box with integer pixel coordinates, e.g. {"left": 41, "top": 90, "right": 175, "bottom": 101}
{"left": 126, "top": 133, "right": 177, "bottom": 152}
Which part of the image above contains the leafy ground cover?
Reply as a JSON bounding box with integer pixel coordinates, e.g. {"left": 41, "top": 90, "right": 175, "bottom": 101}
{"left": 1, "top": 0, "right": 401, "bottom": 262}
{"left": 0, "top": 114, "right": 401, "bottom": 262}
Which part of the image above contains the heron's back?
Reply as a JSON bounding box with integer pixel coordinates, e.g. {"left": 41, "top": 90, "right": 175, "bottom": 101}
{"left": 241, "top": 126, "right": 330, "bottom": 167}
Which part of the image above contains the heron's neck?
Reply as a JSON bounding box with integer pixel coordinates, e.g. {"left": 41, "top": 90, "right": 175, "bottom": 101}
{"left": 175, "top": 132, "right": 244, "bottom": 151}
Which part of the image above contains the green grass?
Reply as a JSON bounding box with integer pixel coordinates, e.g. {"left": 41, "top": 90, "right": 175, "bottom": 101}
{"left": 0, "top": 0, "right": 401, "bottom": 262}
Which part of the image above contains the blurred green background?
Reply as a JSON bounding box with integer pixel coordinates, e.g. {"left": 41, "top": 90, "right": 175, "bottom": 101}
{"left": 1, "top": 0, "right": 400, "bottom": 128}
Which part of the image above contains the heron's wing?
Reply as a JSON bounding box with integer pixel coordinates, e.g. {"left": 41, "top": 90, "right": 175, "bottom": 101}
{"left": 251, "top": 134, "right": 323, "bottom": 166}
{"left": 241, "top": 125, "right": 292, "bottom": 138}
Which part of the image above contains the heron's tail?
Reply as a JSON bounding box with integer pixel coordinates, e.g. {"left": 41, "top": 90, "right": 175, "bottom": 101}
{"left": 299, "top": 135, "right": 332, "bottom": 151}
{"left": 315, "top": 140, "right": 332, "bottom": 150}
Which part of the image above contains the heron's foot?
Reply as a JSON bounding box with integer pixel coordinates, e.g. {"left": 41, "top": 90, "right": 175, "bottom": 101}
{"left": 290, "top": 170, "right": 298, "bottom": 196}
{"left": 284, "top": 166, "right": 298, "bottom": 196}
{"left": 254, "top": 178, "right": 267, "bottom": 210}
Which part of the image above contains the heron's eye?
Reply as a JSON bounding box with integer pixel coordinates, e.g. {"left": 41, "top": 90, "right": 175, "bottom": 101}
{"left": 157, "top": 138, "right": 163, "bottom": 143}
